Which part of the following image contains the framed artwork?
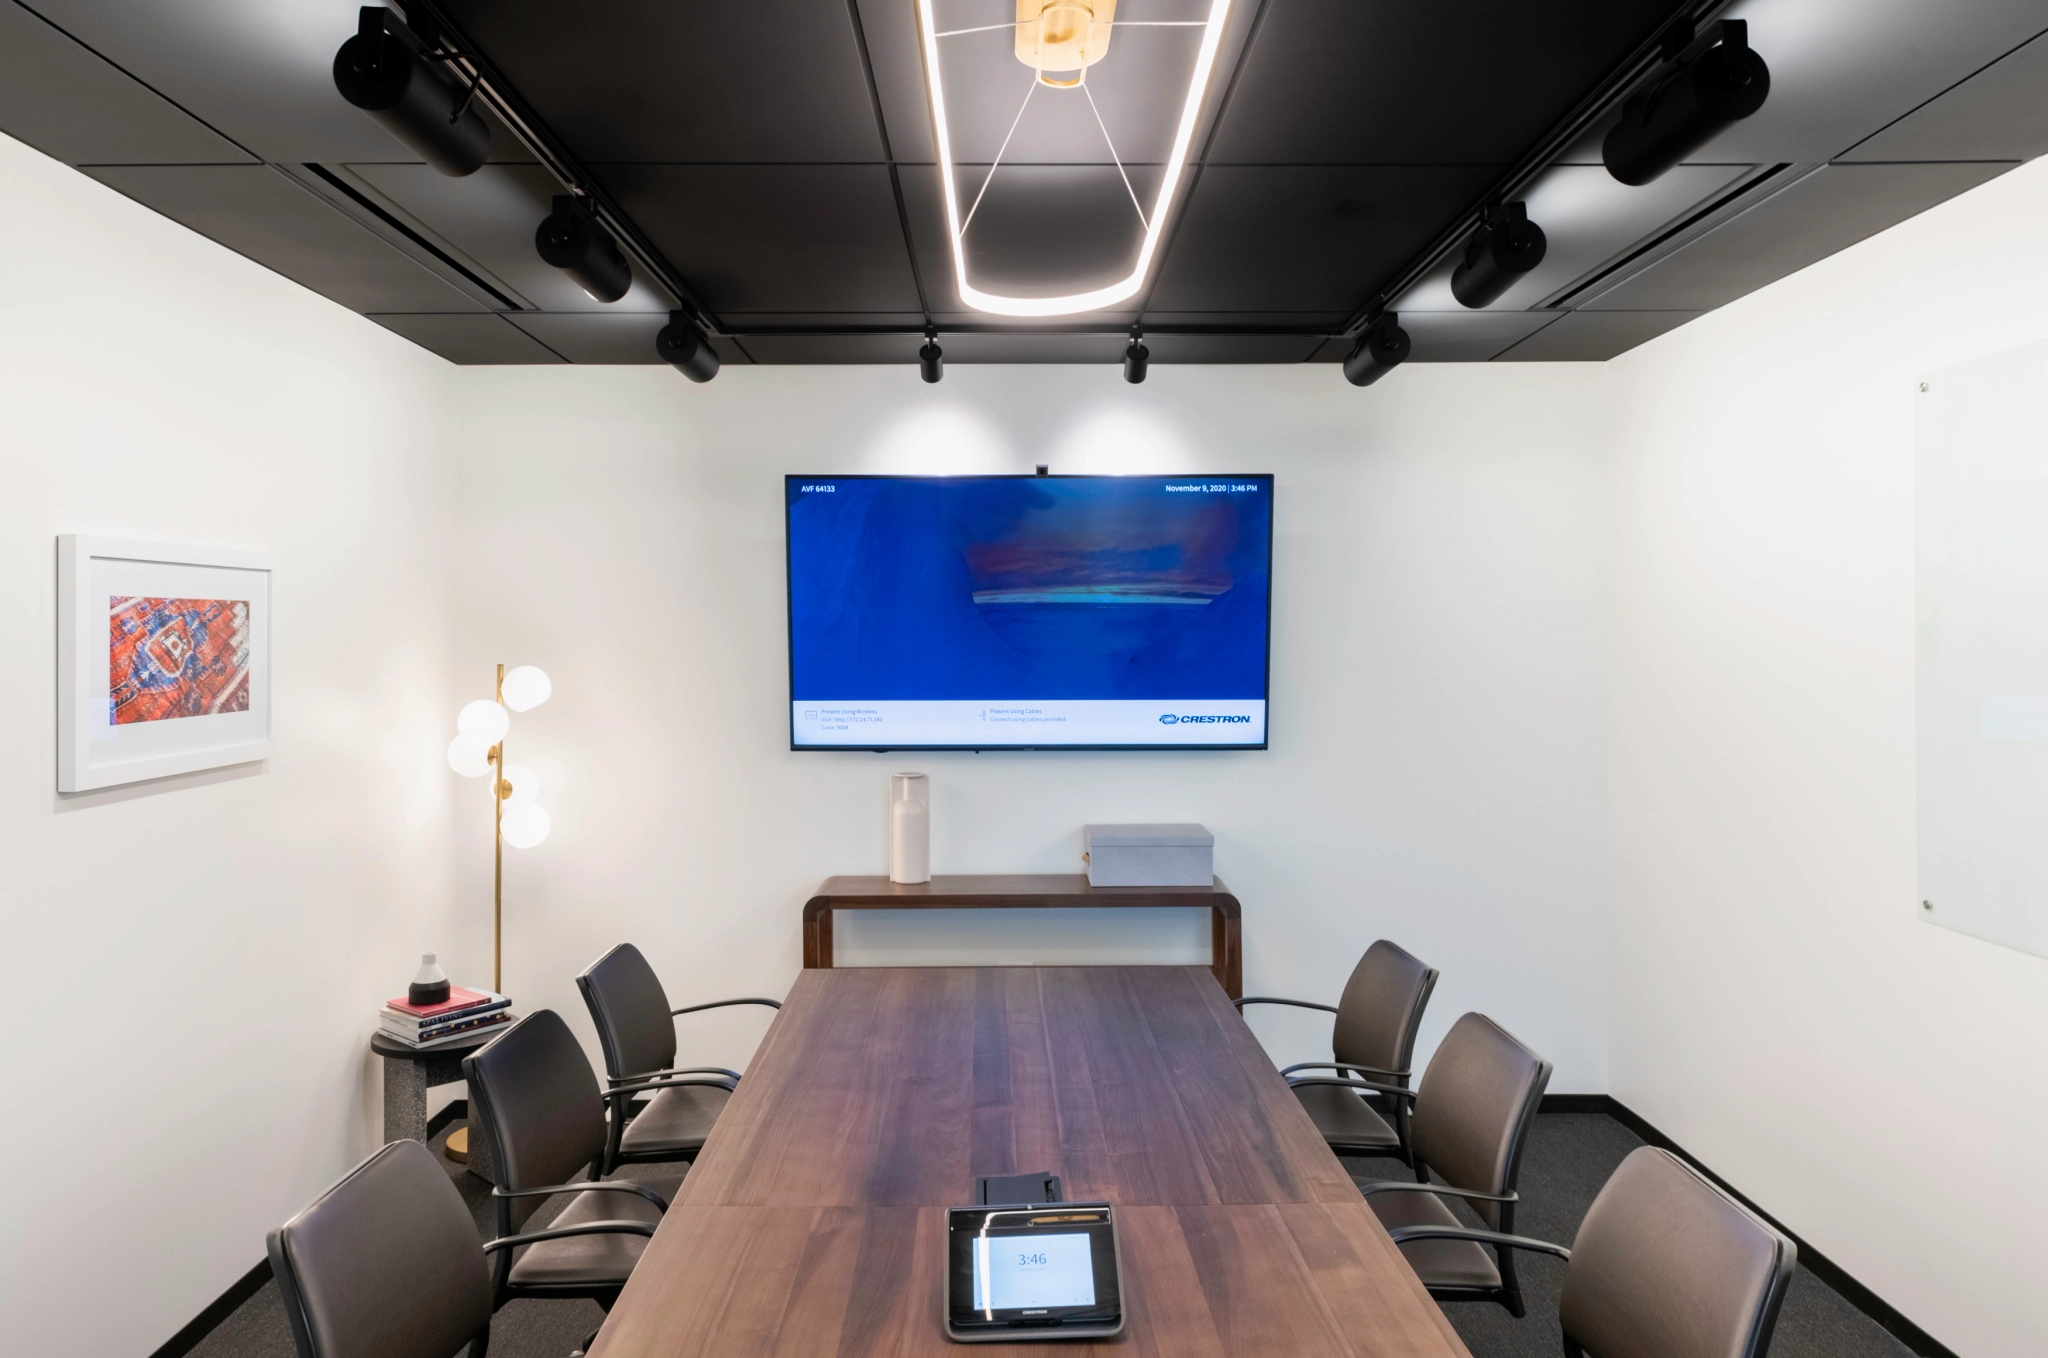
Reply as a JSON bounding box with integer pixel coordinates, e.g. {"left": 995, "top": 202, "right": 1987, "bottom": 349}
{"left": 57, "top": 535, "right": 273, "bottom": 791}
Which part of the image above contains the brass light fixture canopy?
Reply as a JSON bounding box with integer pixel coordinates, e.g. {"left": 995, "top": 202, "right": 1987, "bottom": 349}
{"left": 1016, "top": 0, "right": 1117, "bottom": 87}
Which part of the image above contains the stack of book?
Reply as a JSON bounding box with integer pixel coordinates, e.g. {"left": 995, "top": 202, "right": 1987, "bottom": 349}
{"left": 381, "top": 986, "right": 513, "bottom": 1048}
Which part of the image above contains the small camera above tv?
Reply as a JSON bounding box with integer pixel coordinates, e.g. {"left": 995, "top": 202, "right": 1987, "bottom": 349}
{"left": 786, "top": 474, "right": 1273, "bottom": 751}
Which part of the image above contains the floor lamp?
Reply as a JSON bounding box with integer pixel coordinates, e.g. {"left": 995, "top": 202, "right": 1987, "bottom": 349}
{"left": 441, "top": 662, "right": 552, "bottom": 1160}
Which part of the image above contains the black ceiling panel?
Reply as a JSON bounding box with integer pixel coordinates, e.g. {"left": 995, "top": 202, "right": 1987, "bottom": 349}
{"left": 0, "top": 1, "right": 253, "bottom": 165}
{"left": 14, "top": 0, "right": 2043, "bottom": 365}
{"left": 1147, "top": 165, "right": 1495, "bottom": 314}
{"left": 346, "top": 163, "right": 669, "bottom": 313}
{"left": 1205, "top": 0, "right": 1681, "bottom": 165}
{"left": 1496, "top": 309, "right": 1702, "bottom": 361}
{"left": 1399, "top": 311, "right": 1564, "bottom": 363}
{"left": 23, "top": 0, "right": 522, "bottom": 164}
{"left": 1583, "top": 160, "right": 2019, "bottom": 312}
{"left": 369, "top": 313, "right": 565, "bottom": 364}
{"left": 1695, "top": 1, "right": 2048, "bottom": 163}
{"left": 598, "top": 163, "right": 922, "bottom": 314}
{"left": 84, "top": 164, "right": 484, "bottom": 313}
{"left": 1841, "top": 30, "right": 2048, "bottom": 164}
{"left": 445, "top": 0, "right": 884, "bottom": 163}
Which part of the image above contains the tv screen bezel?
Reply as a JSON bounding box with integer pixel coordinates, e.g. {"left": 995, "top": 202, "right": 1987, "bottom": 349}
{"left": 784, "top": 472, "right": 1274, "bottom": 753}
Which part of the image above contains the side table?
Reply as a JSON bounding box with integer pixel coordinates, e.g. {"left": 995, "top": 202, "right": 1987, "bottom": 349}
{"left": 370, "top": 1030, "right": 497, "bottom": 1183}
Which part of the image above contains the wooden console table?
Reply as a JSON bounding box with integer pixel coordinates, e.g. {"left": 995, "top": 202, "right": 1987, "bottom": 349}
{"left": 801, "top": 873, "right": 1242, "bottom": 998}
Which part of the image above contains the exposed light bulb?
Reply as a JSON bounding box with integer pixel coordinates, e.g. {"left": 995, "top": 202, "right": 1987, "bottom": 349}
{"left": 501, "top": 762, "right": 540, "bottom": 807}
{"left": 501, "top": 666, "right": 552, "bottom": 712}
{"left": 446, "top": 736, "right": 493, "bottom": 778}
{"left": 501, "top": 803, "right": 551, "bottom": 849}
{"left": 457, "top": 699, "right": 509, "bottom": 748}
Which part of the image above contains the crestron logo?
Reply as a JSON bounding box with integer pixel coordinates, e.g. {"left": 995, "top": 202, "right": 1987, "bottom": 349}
{"left": 1160, "top": 713, "right": 1250, "bottom": 725}
{"left": 1158, "top": 713, "right": 1179, "bottom": 725}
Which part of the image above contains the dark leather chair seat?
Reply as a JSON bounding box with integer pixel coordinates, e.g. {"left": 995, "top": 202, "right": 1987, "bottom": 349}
{"left": 505, "top": 1173, "right": 683, "bottom": 1289}
{"left": 1367, "top": 1189, "right": 1502, "bottom": 1291}
{"left": 1290, "top": 1082, "right": 1402, "bottom": 1155}
{"left": 620, "top": 1084, "right": 729, "bottom": 1158}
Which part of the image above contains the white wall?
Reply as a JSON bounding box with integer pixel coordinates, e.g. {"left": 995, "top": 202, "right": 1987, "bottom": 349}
{"left": 0, "top": 134, "right": 460, "bottom": 1354}
{"left": 1605, "top": 155, "right": 2048, "bottom": 1358}
{"left": 448, "top": 362, "right": 1614, "bottom": 1095}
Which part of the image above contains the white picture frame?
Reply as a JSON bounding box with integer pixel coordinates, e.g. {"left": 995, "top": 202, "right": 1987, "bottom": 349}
{"left": 57, "top": 535, "right": 273, "bottom": 792}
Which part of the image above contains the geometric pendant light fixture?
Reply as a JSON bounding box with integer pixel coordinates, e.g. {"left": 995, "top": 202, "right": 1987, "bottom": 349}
{"left": 916, "top": 0, "right": 1234, "bottom": 316}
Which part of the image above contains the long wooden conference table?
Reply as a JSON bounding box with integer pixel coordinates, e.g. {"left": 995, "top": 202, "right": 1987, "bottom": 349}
{"left": 589, "top": 966, "right": 1471, "bottom": 1358}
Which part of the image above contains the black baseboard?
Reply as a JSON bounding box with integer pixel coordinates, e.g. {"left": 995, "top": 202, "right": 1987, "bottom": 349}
{"left": 151, "top": 1103, "right": 474, "bottom": 1358}
{"left": 1540, "top": 1094, "right": 1956, "bottom": 1358}
{"left": 148, "top": 1258, "right": 271, "bottom": 1358}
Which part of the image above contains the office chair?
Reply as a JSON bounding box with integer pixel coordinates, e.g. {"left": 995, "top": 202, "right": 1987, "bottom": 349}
{"left": 1387, "top": 1146, "right": 1798, "bottom": 1358}
{"left": 1329, "top": 1012, "right": 1552, "bottom": 1315}
{"left": 576, "top": 943, "right": 780, "bottom": 1175}
{"left": 268, "top": 1139, "right": 627, "bottom": 1358}
{"left": 1236, "top": 939, "right": 1438, "bottom": 1165}
{"left": 463, "top": 1010, "right": 678, "bottom": 1310}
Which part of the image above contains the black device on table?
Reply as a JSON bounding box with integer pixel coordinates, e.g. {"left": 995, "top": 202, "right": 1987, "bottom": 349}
{"left": 945, "top": 1173, "right": 1123, "bottom": 1343}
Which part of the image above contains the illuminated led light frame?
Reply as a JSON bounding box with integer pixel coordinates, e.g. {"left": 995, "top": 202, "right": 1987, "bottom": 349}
{"left": 917, "top": 0, "right": 1234, "bottom": 317}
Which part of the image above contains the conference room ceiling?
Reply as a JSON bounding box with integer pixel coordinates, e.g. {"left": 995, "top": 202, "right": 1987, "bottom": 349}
{"left": 2, "top": 0, "right": 2043, "bottom": 367}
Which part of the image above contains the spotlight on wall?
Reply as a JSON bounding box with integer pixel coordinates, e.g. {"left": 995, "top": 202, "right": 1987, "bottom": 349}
{"left": 535, "top": 196, "right": 631, "bottom": 303}
{"left": 332, "top": 8, "right": 488, "bottom": 177}
{"left": 919, "top": 329, "right": 944, "bottom": 384}
{"left": 1123, "top": 330, "right": 1150, "bottom": 384}
{"left": 1450, "top": 202, "right": 1547, "bottom": 309}
{"left": 1342, "top": 312, "right": 1411, "bottom": 387}
{"left": 1604, "top": 20, "right": 1770, "bottom": 187}
{"left": 655, "top": 311, "right": 719, "bottom": 382}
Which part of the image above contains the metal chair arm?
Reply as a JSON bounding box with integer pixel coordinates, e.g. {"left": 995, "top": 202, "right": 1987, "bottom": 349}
{"left": 1278, "top": 1061, "right": 1408, "bottom": 1081}
{"left": 492, "top": 1179, "right": 670, "bottom": 1211}
{"left": 1385, "top": 1225, "right": 1570, "bottom": 1260}
{"left": 1358, "top": 1180, "right": 1518, "bottom": 1205}
{"left": 1233, "top": 996, "right": 1339, "bottom": 1014}
{"left": 483, "top": 1219, "right": 657, "bottom": 1254}
{"left": 1286, "top": 1075, "right": 1417, "bottom": 1102}
{"left": 672, "top": 997, "right": 781, "bottom": 1016}
{"left": 603, "top": 1075, "right": 738, "bottom": 1101}
{"left": 611, "top": 1065, "right": 744, "bottom": 1086}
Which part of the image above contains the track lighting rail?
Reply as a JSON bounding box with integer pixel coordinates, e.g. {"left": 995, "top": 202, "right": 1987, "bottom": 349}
{"left": 392, "top": 0, "right": 721, "bottom": 336}
{"left": 1339, "top": 0, "right": 1740, "bottom": 340}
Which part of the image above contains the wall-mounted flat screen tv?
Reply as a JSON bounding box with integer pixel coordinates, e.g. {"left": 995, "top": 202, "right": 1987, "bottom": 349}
{"left": 786, "top": 474, "right": 1272, "bottom": 750}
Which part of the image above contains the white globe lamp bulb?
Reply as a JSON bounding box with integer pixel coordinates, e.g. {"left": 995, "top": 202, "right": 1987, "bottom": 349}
{"left": 501, "top": 803, "right": 550, "bottom": 849}
{"left": 500, "top": 762, "right": 540, "bottom": 807}
{"left": 457, "top": 699, "right": 509, "bottom": 748}
{"left": 446, "top": 736, "right": 493, "bottom": 778}
{"left": 501, "top": 666, "right": 552, "bottom": 713}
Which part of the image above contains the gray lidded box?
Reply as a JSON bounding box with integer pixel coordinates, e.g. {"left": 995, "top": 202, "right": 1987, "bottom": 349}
{"left": 1083, "top": 824, "right": 1214, "bottom": 887}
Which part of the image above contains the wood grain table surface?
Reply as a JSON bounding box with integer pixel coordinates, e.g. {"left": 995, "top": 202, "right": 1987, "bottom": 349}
{"left": 588, "top": 966, "right": 1469, "bottom": 1358}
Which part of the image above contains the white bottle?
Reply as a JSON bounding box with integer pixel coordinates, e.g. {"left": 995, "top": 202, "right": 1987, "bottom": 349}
{"left": 889, "top": 772, "right": 930, "bottom": 884}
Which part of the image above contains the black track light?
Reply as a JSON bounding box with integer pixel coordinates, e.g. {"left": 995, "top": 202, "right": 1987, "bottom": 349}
{"left": 1451, "top": 202, "right": 1547, "bottom": 309}
{"left": 919, "top": 330, "right": 944, "bottom": 383}
{"left": 1342, "top": 313, "right": 1411, "bottom": 387}
{"left": 333, "top": 8, "right": 488, "bottom": 177}
{"left": 535, "top": 196, "right": 631, "bottom": 303}
{"left": 1123, "top": 330, "right": 1150, "bottom": 384}
{"left": 655, "top": 312, "right": 719, "bottom": 383}
{"left": 1604, "top": 20, "right": 1770, "bottom": 187}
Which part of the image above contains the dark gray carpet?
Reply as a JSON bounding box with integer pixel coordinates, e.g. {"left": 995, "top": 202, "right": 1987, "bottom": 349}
{"left": 192, "top": 1114, "right": 1915, "bottom": 1358}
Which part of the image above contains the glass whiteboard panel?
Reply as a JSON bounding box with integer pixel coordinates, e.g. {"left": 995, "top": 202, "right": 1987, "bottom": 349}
{"left": 1916, "top": 336, "right": 2048, "bottom": 958}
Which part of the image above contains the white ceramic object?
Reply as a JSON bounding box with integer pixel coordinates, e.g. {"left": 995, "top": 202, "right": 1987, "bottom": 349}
{"left": 889, "top": 772, "right": 931, "bottom": 884}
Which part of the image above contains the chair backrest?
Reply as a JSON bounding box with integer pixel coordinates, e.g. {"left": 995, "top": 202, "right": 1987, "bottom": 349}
{"left": 266, "top": 1140, "right": 490, "bottom": 1358}
{"left": 577, "top": 942, "right": 676, "bottom": 1081}
{"left": 1407, "top": 1012, "right": 1552, "bottom": 1231}
{"left": 463, "top": 1009, "right": 608, "bottom": 1229}
{"left": 1560, "top": 1147, "right": 1797, "bottom": 1358}
{"left": 1330, "top": 940, "right": 1439, "bottom": 1083}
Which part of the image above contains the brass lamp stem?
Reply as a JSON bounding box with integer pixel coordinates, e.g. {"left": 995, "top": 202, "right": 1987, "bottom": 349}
{"left": 493, "top": 661, "right": 504, "bottom": 995}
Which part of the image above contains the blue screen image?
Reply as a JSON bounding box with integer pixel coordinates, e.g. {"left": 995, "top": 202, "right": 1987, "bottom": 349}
{"left": 786, "top": 475, "right": 1272, "bottom": 749}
